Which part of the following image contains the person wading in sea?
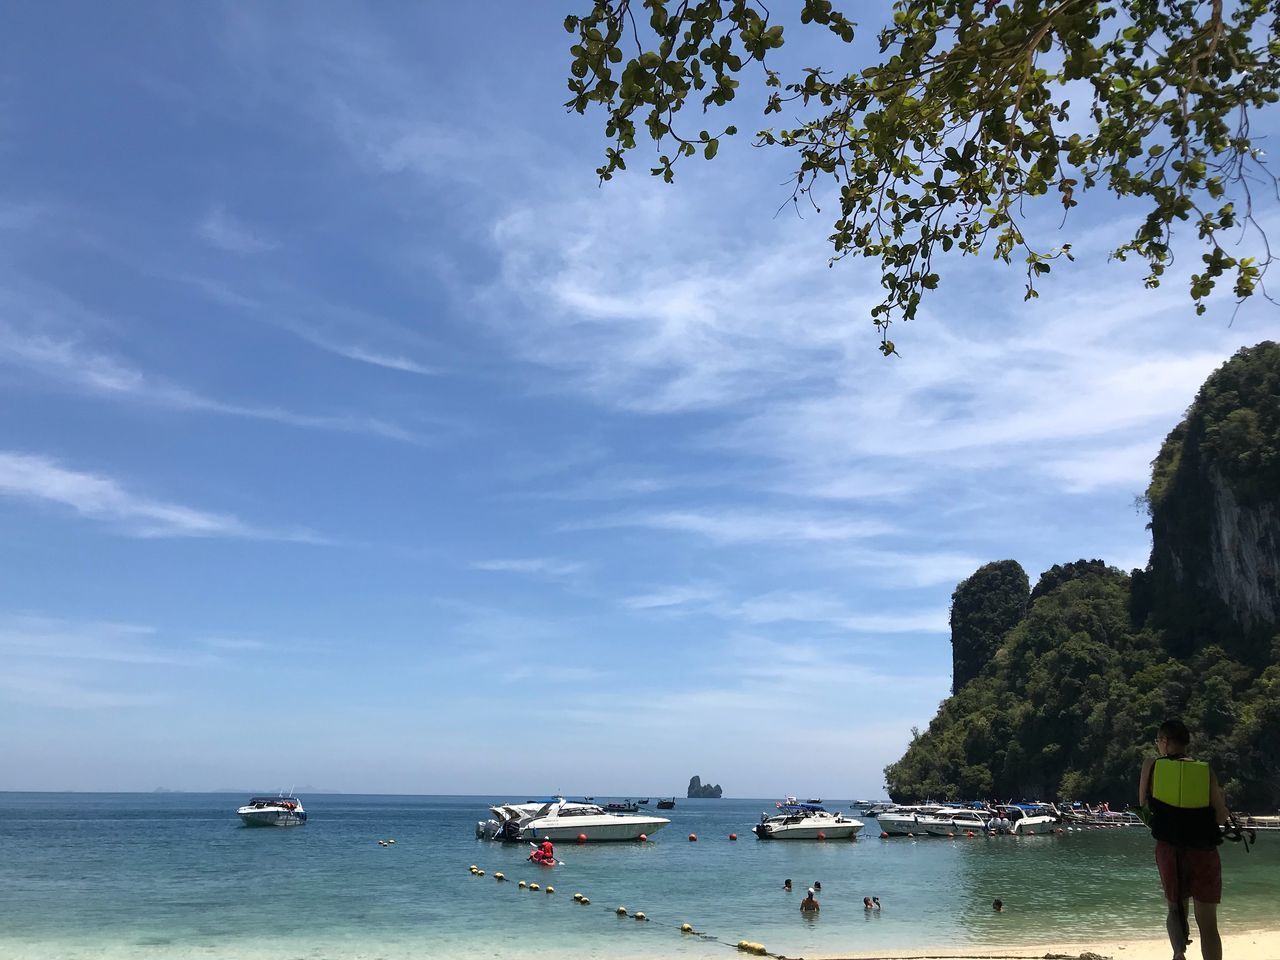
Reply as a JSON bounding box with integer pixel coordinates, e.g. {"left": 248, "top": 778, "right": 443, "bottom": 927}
{"left": 800, "top": 888, "right": 819, "bottom": 913}
{"left": 1138, "top": 719, "right": 1231, "bottom": 960}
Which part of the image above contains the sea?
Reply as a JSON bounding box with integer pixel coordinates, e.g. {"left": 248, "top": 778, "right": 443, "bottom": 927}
{"left": 1, "top": 793, "right": 1276, "bottom": 960}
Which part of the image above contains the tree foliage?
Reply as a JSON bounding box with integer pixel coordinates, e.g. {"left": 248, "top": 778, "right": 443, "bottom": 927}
{"left": 951, "top": 560, "right": 1030, "bottom": 693}
{"left": 562, "top": 0, "right": 1279, "bottom": 353}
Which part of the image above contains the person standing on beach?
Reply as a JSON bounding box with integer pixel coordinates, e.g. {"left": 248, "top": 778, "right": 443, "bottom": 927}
{"left": 1139, "top": 719, "right": 1231, "bottom": 960}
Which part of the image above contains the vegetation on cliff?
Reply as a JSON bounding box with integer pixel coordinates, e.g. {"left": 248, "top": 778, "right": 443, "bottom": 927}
{"left": 886, "top": 343, "right": 1280, "bottom": 810}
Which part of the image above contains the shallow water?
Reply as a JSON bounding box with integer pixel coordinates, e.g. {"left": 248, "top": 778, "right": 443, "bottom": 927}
{"left": 0, "top": 793, "right": 1275, "bottom": 959}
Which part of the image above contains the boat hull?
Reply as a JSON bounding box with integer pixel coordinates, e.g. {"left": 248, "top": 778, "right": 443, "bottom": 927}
{"left": 754, "top": 820, "right": 863, "bottom": 840}
{"left": 1010, "top": 815, "right": 1056, "bottom": 835}
{"left": 518, "top": 818, "right": 670, "bottom": 842}
{"left": 876, "top": 814, "right": 925, "bottom": 836}
{"left": 238, "top": 809, "right": 306, "bottom": 827}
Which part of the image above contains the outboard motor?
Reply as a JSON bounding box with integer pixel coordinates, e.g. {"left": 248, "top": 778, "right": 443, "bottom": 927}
{"left": 476, "top": 819, "right": 501, "bottom": 840}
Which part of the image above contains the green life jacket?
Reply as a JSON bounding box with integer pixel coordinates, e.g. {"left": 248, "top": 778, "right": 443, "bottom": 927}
{"left": 1148, "top": 756, "right": 1221, "bottom": 848}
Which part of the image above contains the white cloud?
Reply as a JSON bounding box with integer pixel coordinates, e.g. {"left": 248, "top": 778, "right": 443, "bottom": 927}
{"left": 0, "top": 318, "right": 426, "bottom": 443}
{"left": 0, "top": 450, "right": 321, "bottom": 541}
{"left": 470, "top": 557, "right": 585, "bottom": 579}
{"left": 198, "top": 206, "right": 278, "bottom": 254}
{"left": 572, "top": 508, "right": 894, "bottom": 545}
{"left": 1044, "top": 441, "right": 1161, "bottom": 494}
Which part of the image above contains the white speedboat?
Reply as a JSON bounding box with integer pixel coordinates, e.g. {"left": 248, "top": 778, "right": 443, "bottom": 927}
{"left": 1002, "top": 803, "right": 1058, "bottom": 835}
{"left": 874, "top": 805, "right": 947, "bottom": 836}
{"left": 237, "top": 795, "right": 306, "bottom": 827}
{"left": 753, "top": 802, "right": 864, "bottom": 840}
{"left": 919, "top": 809, "right": 990, "bottom": 836}
{"left": 476, "top": 798, "right": 669, "bottom": 842}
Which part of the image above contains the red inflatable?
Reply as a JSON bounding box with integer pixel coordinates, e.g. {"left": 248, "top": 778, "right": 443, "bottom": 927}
{"left": 530, "top": 840, "right": 556, "bottom": 866}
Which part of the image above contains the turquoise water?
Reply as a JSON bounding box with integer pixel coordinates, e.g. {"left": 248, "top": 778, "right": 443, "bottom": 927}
{"left": 1, "top": 793, "right": 1276, "bottom": 959}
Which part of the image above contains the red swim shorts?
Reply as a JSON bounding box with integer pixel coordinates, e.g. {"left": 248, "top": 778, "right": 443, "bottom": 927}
{"left": 1155, "top": 841, "right": 1222, "bottom": 904}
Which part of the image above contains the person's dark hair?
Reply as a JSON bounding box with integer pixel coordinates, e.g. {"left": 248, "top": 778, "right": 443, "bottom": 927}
{"left": 1159, "top": 718, "right": 1191, "bottom": 749}
{"left": 992, "top": 899, "right": 1003, "bottom": 911}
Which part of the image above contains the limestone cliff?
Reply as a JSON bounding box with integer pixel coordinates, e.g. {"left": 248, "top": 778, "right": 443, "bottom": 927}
{"left": 1146, "top": 341, "right": 1280, "bottom": 662}
{"left": 686, "top": 776, "right": 723, "bottom": 799}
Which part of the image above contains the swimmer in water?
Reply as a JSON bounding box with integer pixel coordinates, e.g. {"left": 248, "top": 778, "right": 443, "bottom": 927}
{"left": 800, "top": 888, "right": 820, "bottom": 913}
{"left": 863, "top": 897, "right": 874, "bottom": 910}
{"left": 993, "top": 899, "right": 1004, "bottom": 912}
{"left": 783, "top": 879, "right": 792, "bottom": 891}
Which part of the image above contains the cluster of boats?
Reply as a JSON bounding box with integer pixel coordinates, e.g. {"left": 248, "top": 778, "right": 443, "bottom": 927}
{"left": 473, "top": 795, "right": 863, "bottom": 843}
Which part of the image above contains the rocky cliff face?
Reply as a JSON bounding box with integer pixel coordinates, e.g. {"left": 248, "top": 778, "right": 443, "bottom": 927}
{"left": 1146, "top": 341, "right": 1280, "bottom": 661}
{"left": 686, "top": 776, "right": 723, "bottom": 798}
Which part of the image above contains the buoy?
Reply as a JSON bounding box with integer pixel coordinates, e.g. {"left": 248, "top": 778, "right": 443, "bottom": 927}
{"left": 817, "top": 832, "right": 826, "bottom": 840}
{"left": 880, "top": 831, "right": 889, "bottom": 838}
{"left": 387, "top": 839, "right": 395, "bottom": 844}
{"left": 946, "top": 832, "right": 955, "bottom": 838}
{"left": 529, "top": 883, "right": 539, "bottom": 891}
{"left": 469, "top": 865, "right": 478, "bottom": 872}
{"left": 688, "top": 833, "right": 697, "bottom": 842}
{"left": 638, "top": 834, "right": 647, "bottom": 842}
{"left": 616, "top": 907, "right": 628, "bottom": 916}
{"left": 577, "top": 833, "right": 588, "bottom": 843}
{"left": 546, "top": 886, "right": 554, "bottom": 894}
{"left": 580, "top": 897, "right": 590, "bottom": 905}
{"left": 477, "top": 870, "right": 485, "bottom": 876}
{"left": 751, "top": 943, "right": 768, "bottom": 955}
{"left": 573, "top": 892, "right": 583, "bottom": 901}
{"left": 737, "top": 941, "right": 751, "bottom": 951}
{"left": 634, "top": 911, "right": 646, "bottom": 921}
{"left": 907, "top": 832, "right": 915, "bottom": 837}
{"left": 681, "top": 923, "right": 694, "bottom": 933}
{"left": 494, "top": 872, "right": 505, "bottom": 881}
{"left": 966, "top": 831, "right": 975, "bottom": 838}
{"left": 729, "top": 833, "right": 737, "bottom": 840}
{"left": 518, "top": 880, "right": 527, "bottom": 888}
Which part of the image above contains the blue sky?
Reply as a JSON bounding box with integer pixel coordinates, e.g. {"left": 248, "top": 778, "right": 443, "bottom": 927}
{"left": 0, "top": 3, "right": 1274, "bottom": 797}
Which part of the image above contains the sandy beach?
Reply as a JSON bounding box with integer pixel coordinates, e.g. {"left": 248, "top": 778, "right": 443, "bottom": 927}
{"left": 833, "top": 926, "right": 1280, "bottom": 960}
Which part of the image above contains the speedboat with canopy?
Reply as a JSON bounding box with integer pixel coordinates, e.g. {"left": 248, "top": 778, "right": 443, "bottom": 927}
{"left": 476, "top": 798, "right": 670, "bottom": 842}
{"left": 752, "top": 801, "right": 864, "bottom": 840}
{"left": 237, "top": 795, "right": 307, "bottom": 827}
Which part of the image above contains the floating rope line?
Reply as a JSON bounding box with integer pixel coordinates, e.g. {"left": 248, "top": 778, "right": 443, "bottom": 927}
{"left": 468, "top": 862, "right": 788, "bottom": 957}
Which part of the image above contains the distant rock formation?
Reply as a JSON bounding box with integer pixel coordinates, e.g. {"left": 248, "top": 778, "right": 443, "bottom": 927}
{"left": 687, "top": 776, "right": 723, "bottom": 798}
{"left": 950, "top": 560, "right": 1029, "bottom": 693}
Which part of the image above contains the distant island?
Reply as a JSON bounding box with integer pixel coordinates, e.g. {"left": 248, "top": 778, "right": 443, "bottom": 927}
{"left": 687, "top": 775, "right": 723, "bottom": 798}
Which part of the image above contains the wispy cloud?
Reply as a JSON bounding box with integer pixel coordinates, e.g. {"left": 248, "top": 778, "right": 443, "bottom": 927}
{"left": 0, "top": 317, "right": 426, "bottom": 443}
{"left": 197, "top": 205, "right": 278, "bottom": 254}
{"left": 471, "top": 557, "right": 585, "bottom": 579}
{"left": 0, "top": 450, "right": 322, "bottom": 541}
{"left": 571, "top": 508, "right": 894, "bottom": 545}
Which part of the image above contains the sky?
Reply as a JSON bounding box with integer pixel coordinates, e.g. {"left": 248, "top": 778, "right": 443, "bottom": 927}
{"left": 0, "top": 3, "right": 1274, "bottom": 798}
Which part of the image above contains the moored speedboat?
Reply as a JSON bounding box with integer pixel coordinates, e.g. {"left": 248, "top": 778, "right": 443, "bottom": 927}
{"left": 1003, "top": 803, "right": 1058, "bottom": 835}
{"left": 752, "top": 802, "right": 863, "bottom": 840}
{"left": 919, "top": 809, "right": 989, "bottom": 836}
{"left": 874, "top": 805, "right": 946, "bottom": 836}
{"left": 476, "top": 798, "right": 670, "bottom": 842}
{"left": 237, "top": 795, "right": 306, "bottom": 827}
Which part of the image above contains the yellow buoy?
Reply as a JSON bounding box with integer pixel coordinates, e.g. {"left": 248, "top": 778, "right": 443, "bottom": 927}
{"left": 751, "top": 944, "right": 767, "bottom": 955}
{"left": 546, "top": 886, "right": 554, "bottom": 894}
{"left": 616, "top": 907, "right": 628, "bottom": 916}
{"left": 518, "top": 881, "right": 527, "bottom": 889}
{"left": 469, "top": 865, "right": 477, "bottom": 872}
{"left": 477, "top": 870, "right": 485, "bottom": 876}
{"left": 387, "top": 839, "right": 395, "bottom": 844}
{"left": 580, "top": 897, "right": 590, "bottom": 905}
{"left": 738, "top": 941, "right": 750, "bottom": 951}
{"left": 572, "top": 893, "right": 583, "bottom": 901}
{"left": 529, "top": 883, "right": 539, "bottom": 891}
{"left": 681, "top": 923, "right": 694, "bottom": 933}
{"left": 494, "top": 873, "right": 505, "bottom": 881}
{"left": 634, "top": 911, "right": 646, "bottom": 921}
